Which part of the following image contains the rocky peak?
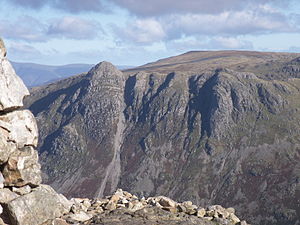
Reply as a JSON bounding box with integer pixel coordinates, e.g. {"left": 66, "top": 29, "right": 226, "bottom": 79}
{"left": 88, "top": 61, "right": 120, "bottom": 74}
{"left": 87, "top": 61, "right": 124, "bottom": 86}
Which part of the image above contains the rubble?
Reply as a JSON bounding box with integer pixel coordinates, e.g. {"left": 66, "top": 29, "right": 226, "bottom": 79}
{"left": 58, "top": 189, "right": 249, "bottom": 225}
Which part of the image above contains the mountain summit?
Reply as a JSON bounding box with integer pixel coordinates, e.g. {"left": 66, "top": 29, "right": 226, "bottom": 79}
{"left": 25, "top": 51, "right": 300, "bottom": 225}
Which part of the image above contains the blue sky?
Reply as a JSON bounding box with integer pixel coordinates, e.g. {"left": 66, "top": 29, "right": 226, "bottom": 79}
{"left": 0, "top": 0, "right": 300, "bottom": 66}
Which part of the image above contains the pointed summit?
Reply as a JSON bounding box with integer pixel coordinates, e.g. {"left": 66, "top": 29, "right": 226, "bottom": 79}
{"left": 88, "top": 61, "right": 122, "bottom": 79}
{"left": 87, "top": 61, "right": 124, "bottom": 87}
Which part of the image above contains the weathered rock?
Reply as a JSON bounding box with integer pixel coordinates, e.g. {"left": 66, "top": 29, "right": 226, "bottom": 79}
{"left": 86, "top": 206, "right": 221, "bottom": 225}
{"left": 12, "top": 185, "right": 31, "bottom": 195}
{"left": 59, "top": 189, "right": 246, "bottom": 225}
{"left": 82, "top": 199, "right": 92, "bottom": 209}
{"left": 0, "top": 217, "right": 5, "bottom": 225}
{"left": 5, "top": 185, "right": 71, "bottom": 225}
{"left": 206, "top": 205, "right": 230, "bottom": 219}
{"left": 197, "top": 208, "right": 206, "bottom": 218}
{"left": 156, "top": 196, "right": 177, "bottom": 208}
{"left": 0, "top": 47, "right": 29, "bottom": 111}
{"left": 227, "top": 207, "right": 235, "bottom": 214}
{"left": 42, "top": 218, "right": 70, "bottom": 225}
{"left": 204, "top": 216, "right": 214, "bottom": 221}
{"left": 3, "top": 146, "right": 41, "bottom": 187}
{"left": 181, "top": 201, "right": 197, "bottom": 215}
{"left": 64, "top": 211, "right": 92, "bottom": 223}
{"left": 110, "top": 194, "right": 120, "bottom": 203}
{"left": 0, "top": 110, "right": 38, "bottom": 148}
{"left": 228, "top": 213, "right": 241, "bottom": 224}
{"left": 0, "top": 188, "right": 19, "bottom": 203}
{"left": 104, "top": 200, "right": 117, "bottom": 211}
{"left": 0, "top": 110, "right": 38, "bottom": 164}
{"left": 70, "top": 198, "right": 91, "bottom": 213}
{"left": 130, "top": 201, "right": 144, "bottom": 211}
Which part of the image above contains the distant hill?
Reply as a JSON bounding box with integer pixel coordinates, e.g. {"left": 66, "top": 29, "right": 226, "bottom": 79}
{"left": 11, "top": 61, "right": 133, "bottom": 87}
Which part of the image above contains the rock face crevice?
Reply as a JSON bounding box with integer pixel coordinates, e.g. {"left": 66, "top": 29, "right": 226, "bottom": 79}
{"left": 96, "top": 101, "right": 125, "bottom": 198}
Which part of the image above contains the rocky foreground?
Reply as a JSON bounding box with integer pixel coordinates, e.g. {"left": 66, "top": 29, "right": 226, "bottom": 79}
{"left": 61, "top": 189, "right": 248, "bottom": 225}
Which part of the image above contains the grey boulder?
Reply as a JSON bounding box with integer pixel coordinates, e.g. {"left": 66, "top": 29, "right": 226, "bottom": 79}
{"left": 5, "top": 185, "right": 71, "bottom": 225}
{"left": 0, "top": 43, "right": 29, "bottom": 112}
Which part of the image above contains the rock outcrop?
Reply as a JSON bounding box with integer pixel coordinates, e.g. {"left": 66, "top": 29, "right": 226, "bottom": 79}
{"left": 0, "top": 39, "right": 71, "bottom": 225}
{"left": 0, "top": 39, "right": 29, "bottom": 112}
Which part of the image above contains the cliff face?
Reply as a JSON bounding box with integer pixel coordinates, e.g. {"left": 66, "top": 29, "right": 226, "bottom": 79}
{"left": 25, "top": 51, "right": 300, "bottom": 225}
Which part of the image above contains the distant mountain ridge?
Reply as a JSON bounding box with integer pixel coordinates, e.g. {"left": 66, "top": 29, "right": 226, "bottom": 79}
{"left": 11, "top": 61, "right": 133, "bottom": 87}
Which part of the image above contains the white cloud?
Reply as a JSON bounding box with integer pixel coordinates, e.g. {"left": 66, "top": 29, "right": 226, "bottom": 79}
{"left": 111, "top": 0, "right": 295, "bottom": 16}
{"left": 114, "top": 18, "right": 166, "bottom": 44}
{"left": 208, "top": 37, "right": 253, "bottom": 49}
{"left": 7, "top": 42, "right": 42, "bottom": 60}
{"left": 112, "top": 3, "right": 298, "bottom": 46}
{"left": 163, "top": 7, "right": 295, "bottom": 39}
{"left": 0, "top": 16, "right": 46, "bottom": 42}
{"left": 5, "top": 0, "right": 105, "bottom": 13}
{"left": 4, "top": 0, "right": 295, "bottom": 16}
{"left": 165, "top": 36, "right": 253, "bottom": 52}
{"left": 47, "top": 17, "right": 102, "bottom": 39}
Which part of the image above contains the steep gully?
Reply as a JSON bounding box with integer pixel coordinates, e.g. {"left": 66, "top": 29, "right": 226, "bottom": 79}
{"left": 96, "top": 100, "right": 125, "bottom": 198}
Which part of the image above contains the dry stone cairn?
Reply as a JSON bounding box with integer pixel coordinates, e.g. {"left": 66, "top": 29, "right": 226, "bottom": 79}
{"left": 0, "top": 39, "right": 71, "bottom": 225}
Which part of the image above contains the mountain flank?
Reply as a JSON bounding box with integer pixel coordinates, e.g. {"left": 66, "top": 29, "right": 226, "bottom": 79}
{"left": 25, "top": 50, "right": 300, "bottom": 225}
